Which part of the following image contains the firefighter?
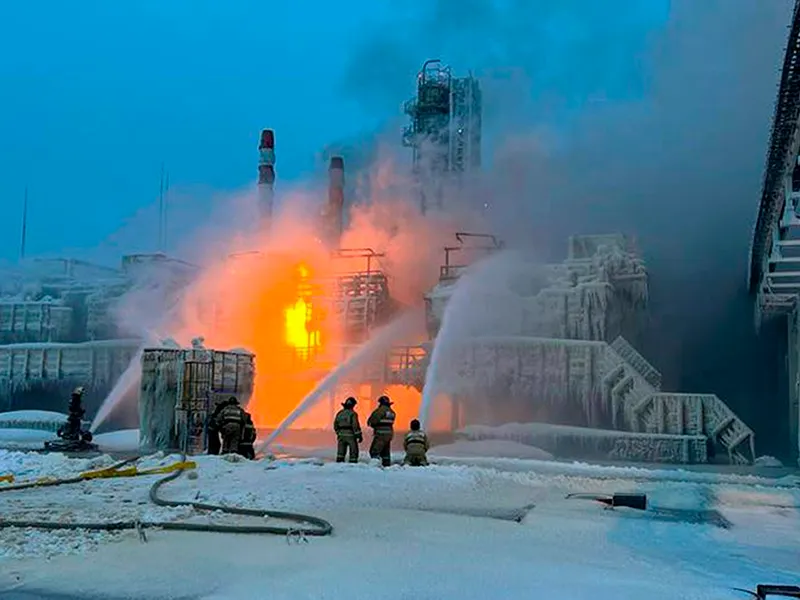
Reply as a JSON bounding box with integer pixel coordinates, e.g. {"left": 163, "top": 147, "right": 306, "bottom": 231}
{"left": 333, "top": 397, "right": 362, "bottom": 463}
{"left": 214, "top": 396, "right": 245, "bottom": 455}
{"left": 206, "top": 399, "right": 230, "bottom": 455}
{"left": 367, "top": 395, "right": 396, "bottom": 467}
{"left": 403, "top": 419, "right": 429, "bottom": 466}
{"left": 238, "top": 411, "right": 257, "bottom": 459}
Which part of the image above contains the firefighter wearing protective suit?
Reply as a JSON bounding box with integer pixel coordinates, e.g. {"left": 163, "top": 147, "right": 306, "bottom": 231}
{"left": 367, "top": 395, "right": 396, "bottom": 467}
{"left": 206, "top": 398, "right": 230, "bottom": 455}
{"left": 213, "top": 396, "right": 245, "bottom": 455}
{"left": 238, "top": 411, "right": 257, "bottom": 459}
{"left": 403, "top": 419, "right": 429, "bottom": 466}
{"left": 333, "top": 397, "right": 362, "bottom": 463}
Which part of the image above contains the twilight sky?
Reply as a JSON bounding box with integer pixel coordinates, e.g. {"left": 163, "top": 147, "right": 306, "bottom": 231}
{"left": 0, "top": 0, "right": 676, "bottom": 262}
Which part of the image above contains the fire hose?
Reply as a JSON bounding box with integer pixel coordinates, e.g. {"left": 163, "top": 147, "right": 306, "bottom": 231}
{"left": 0, "top": 454, "right": 333, "bottom": 537}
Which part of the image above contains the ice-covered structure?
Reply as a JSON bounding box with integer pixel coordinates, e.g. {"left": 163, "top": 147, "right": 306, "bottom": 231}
{"left": 748, "top": 1, "right": 800, "bottom": 466}
{"left": 138, "top": 344, "right": 254, "bottom": 453}
{"left": 423, "top": 234, "right": 756, "bottom": 464}
{"left": 0, "top": 255, "right": 197, "bottom": 418}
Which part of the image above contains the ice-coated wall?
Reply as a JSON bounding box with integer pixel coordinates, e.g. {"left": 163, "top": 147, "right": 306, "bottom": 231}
{"left": 138, "top": 347, "right": 255, "bottom": 451}
{"left": 0, "top": 301, "right": 74, "bottom": 344}
{"left": 0, "top": 339, "right": 141, "bottom": 415}
{"left": 441, "top": 337, "right": 621, "bottom": 429}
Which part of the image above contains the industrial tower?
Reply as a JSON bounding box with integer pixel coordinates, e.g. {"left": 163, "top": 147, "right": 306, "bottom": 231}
{"left": 403, "top": 60, "right": 482, "bottom": 214}
{"left": 257, "top": 129, "right": 276, "bottom": 225}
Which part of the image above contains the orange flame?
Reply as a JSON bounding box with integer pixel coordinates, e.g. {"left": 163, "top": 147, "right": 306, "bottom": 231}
{"left": 163, "top": 161, "right": 483, "bottom": 433}
{"left": 284, "top": 264, "right": 321, "bottom": 356}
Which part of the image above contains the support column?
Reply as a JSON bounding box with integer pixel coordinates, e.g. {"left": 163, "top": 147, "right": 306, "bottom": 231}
{"left": 789, "top": 307, "right": 800, "bottom": 465}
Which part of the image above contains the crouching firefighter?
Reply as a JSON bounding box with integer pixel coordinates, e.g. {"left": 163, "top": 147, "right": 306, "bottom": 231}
{"left": 367, "top": 395, "right": 396, "bottom": 467}
{"left": 334, "top": 396, "right": 362, "bottom": 463}
{"left": 403, "top": 419, "right": 429, "bottom": 466}
{"left": 238, "top": 411, "right": 257, "bottom": 459}
{"left": 214, "top": 396, "right": 245, "bottom": 455}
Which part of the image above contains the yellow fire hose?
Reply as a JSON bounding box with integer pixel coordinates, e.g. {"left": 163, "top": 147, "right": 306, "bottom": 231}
{"left": 0, "top": 454, "right": 333, "bottom": 537}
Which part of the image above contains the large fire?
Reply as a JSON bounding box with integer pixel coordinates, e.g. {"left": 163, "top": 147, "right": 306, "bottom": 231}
{"left": 163, "top": 167, "right": 480, "bottom": 433}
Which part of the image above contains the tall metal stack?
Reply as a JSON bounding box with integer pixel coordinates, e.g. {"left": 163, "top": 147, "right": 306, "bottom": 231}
{"left": 257, "top": 129, "right": 276, "bottom": 226}
{"left": 321, "top": 156, "right": 345, "bottom": 247}
{"left": 403, "top": 59, "right": 482, "bottom": 214}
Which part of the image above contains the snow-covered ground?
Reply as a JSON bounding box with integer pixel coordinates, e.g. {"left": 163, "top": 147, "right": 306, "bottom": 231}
{"left": 430, "top": 438, "right": 554, "bottom": 460}
{"left": 0, "top": 409, "right": 70, "bottom": 433}
{"left": 0, "top": 426, "right": 141, "bottom": 453}
{"left": 0, "top": 443, "right": 798, "bottom": 600}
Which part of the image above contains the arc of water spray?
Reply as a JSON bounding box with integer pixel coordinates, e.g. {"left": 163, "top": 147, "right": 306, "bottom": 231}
{"left": 419, "top": 250, "right": 517, "bottom": 429}
{"left": 90, "top": 265, "right": 206, "bottom": 433}
{"left": 90, "top": 320, "right": 177, "bottom": 433}
{"left": 258, "top": 309, "right": 423, "bottom": 451}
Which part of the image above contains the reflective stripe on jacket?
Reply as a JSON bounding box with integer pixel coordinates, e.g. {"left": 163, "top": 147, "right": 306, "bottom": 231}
{"left": 368, "top": 406, "right": 396, "bottom": 433}
{"left": 403, "top": 430, "right": 429, "bottom": 453}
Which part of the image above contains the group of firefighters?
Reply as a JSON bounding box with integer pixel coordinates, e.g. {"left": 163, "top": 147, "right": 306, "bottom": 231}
{"left": 207, "top": 394, "right": 429, "bottom": 466}
{"left": 333, "top": 395, "right": 429, "bottom": 467}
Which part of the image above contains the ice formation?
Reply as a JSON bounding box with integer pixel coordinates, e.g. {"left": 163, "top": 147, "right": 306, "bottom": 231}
{"left": 420, "top": 234, "right": 756, "bottom": 464}
{"left": 0, "top": 256, "right": 197, "bottom": 427}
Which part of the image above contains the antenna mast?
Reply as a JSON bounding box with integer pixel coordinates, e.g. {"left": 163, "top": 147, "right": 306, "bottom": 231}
{"left": 20, "top": 186, "right": 28, "bottom": 260}
{"left": 158, "top": 164, "right": 165, "bottom": 252}
{"left": 163, "top": 169, "right": 169, "bottom": 252}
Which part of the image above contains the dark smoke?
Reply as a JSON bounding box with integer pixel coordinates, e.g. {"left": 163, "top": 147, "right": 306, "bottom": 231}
{"left": 342, "top": 0, "right": 793, "bottom": 457}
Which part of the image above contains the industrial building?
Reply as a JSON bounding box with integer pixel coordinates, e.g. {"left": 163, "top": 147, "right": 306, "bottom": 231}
{"left": 403, "top": 59, "right": 482, "bottom": 214}
{"left": 0, "top": 255, "right": 197, "bottom": 419}
{"left": 748, "top": 0, "right": 800, "bottom": 466}
{"left": 424, "top": 233, "right": 756, "bottom": 465}
{"left": 1, "top": 58, "right": 762, "bottom": 466}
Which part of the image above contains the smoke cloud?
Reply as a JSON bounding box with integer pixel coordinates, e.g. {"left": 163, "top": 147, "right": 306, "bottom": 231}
{"left": 341, "top": 0, "right": 793, "bottom": 455}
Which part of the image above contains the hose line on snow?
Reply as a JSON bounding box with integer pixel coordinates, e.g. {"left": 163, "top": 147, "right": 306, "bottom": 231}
{"left": 0, "top": 453, "right": 333, "bottom": 537}
{"left": 0, "top": 457, "right": 142, "bottom": 493}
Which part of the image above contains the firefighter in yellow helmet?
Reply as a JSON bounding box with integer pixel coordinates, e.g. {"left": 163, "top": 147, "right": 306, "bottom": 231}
{"left": 367, "top": 395, "right": 396, "bottom": 467}
{"left": 403, "top": 419, "right": 429, "bottom": 466}
{"left": 333, "top": 396, "right": 362, "bottom": 463}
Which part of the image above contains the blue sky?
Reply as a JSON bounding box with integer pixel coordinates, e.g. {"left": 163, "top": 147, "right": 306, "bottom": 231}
{"left": 0, "top": 0, "right": 671, "bottom": 263}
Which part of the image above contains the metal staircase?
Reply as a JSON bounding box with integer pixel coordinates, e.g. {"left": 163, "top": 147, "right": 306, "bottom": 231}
{"left": 609, "top": 336, "right": 662, "bottom": 390}
{"left": 602, "top": 343, "right": 659, "bottom": 431}
{"left": 370, "top": 332, "right": 756, "bottom": 464}
{"left": 604, "top": 339, "right": 756, "bottom": 464}
{"left": 630, "top": 393, "right": 755, "bottom": 464}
